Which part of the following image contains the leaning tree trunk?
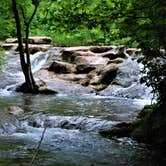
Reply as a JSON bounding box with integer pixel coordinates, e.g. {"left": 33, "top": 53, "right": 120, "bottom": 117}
{"left": 12, "top": 0, "right": 37, "bottom": 93}
{"left": 24, "top": 25, "right": 36, "bottom": 91}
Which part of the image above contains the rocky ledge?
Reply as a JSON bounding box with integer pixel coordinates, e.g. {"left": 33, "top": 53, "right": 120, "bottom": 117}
{"left": 33, "top": 45, "right": 146, "bottom": 97}
{"left": 3, "top": 37, "right": 149, "bottom": 97}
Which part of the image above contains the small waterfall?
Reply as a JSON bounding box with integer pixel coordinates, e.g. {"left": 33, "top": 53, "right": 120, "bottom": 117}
{"left": 31, "top": 51, "right": 49, "bottom": 73}
{"left": 100, "top": 51, "right": 153, "bottom": 102}
{"left": 0, "top": 47, "right": 153, "bottom": 101}
{"left": 0, "top": 51, "right": 50, "bottom": 96}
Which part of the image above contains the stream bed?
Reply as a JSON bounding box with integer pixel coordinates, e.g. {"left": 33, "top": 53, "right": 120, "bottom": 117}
{"left": 0, "top": 94, "right": 162, "bottom": 166}
{"left": 0, "top": 48, "right": 163, "bottom": 166}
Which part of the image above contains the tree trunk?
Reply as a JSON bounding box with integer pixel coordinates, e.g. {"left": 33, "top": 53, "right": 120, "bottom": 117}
{"left": 12, "top": 0, "right": 37, "bottom": 93}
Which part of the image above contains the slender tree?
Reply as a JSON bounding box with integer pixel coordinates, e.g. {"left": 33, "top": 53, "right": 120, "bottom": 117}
{"left": 12, "top": 0, "right": 39, "bottom": 93}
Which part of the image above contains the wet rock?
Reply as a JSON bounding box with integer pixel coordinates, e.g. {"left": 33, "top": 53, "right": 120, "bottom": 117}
{"left": 5, "top": 38, "right": 18, "bottom": 43}
{"left": 99, "top": 122, "right": 135, "bottom": 138}
{"left": 97, "top": 45, "right": 126, "bottom": 59}
{"left": 16, "top": 80, "right": 57, "bottom": 95}
{"left": 44, "top": 47, "right": 62, "bottom": 66}
{"left": 91, "top": 84, "right": 108, "bottom": 91}
{"left": 62, "top": 46, "right": 90, "bottom": 52}
{"left": 131, "top": 105, "right": 166, "bottom": 152}
{"left": 61, "top": 47, "right": 91, "bottom": 63}
{"left": 99, "top": 64, "right": 118, "bottom": 84}
{"left": 48, "top": 61, "right": 76, "bottom": 74}
{"left": 100, "top": 83, "right": 152, "bottom": 99}
{"left": 3, "top": 43, "right": 18, "bottom": 50}
{"left": 61, "top": 51, "right": 96, "bottom": 64}
{"left": 89, "top": 75, "right": 101, "bottom": 85}
{"left": 90, "top": 45, "right": 126, "bottom": 55}
{"left": 126, "top": 48, "right": 142, "bottom": 57}
{"left": 75, "top": 56, "right": 109, "bottom": 66}
{"left": 38, "top": 78, "right": 94, "bottom": 95}
{"left": 76, "top": 64, "right": 96, "bottom": 74}
{"left": 57, "top": 74, "right": 87, "bottom": 82}
{"left": 61, "top": 50, "right": 76, "bottom": 63}
{"left": 61, "top": 46, "right": 126, "bottom": 63}
{"left": 114, "top": 59, "right": 140, "bottom": 87}
{"left": 4, "top": 37, "right": 51, "bottom": 51}
{"left": 27, "top": 36, "right": 52, "bottom": 44}
{"left": 27, "top": 115, "right": 115, "bottom": 132}
{"left": 5, "top": 106, "right": 24, "bottom": 116}
{"left": 108, "top": 57, "right": 125, "bottom": 64}
{"left": 90, "top": 46, "right": 116, "bottom": 53}
{"left": 28, "top": 44, "right": 51, "bottom": 54}
{"left": 87, "top": 64, "right": 117, "bottom": 85}
{"left": 0, "top": 108, "right": 21, "bottom": 134}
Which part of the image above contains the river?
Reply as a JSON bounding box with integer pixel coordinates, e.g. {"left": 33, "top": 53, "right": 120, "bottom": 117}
{"left": 0, "top": 49, "right": 162, "bottom": 166}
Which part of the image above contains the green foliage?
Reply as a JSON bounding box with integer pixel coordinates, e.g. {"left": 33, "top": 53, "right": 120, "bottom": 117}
{"left": 0, "top": 1, "right": 15, "bottom": 39}
{"left": 124, "top": 0, "right": 166, "bottom": 105}
{"left": 51, "top": 28, "right": 105, "bottom": 46}
{"left": 0, "top": 0, "right": 139, "bottom": 46}
{"left": 0, "top": 49, "right": 6, "bottom": 66}
{"left": 121, "top": 0, "right": 165, "bottom": 50}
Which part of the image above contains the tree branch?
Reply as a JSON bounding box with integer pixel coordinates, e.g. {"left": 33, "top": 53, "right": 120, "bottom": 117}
{"left": 29, "top": 127, "right": 47, "bottom": 166}
{"left": 28, "top": 3, "right": 38, "bottom": 26}
{"left": 20, "top": 6, "right": 28, "bottom": 26}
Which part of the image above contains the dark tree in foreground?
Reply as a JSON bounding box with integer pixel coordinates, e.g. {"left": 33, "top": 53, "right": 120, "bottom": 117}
{"left": 12, "top": 0, "right": 39, "bottom": 93}
{"left": 122, "top": 0, "right": 166, "bottom": 105}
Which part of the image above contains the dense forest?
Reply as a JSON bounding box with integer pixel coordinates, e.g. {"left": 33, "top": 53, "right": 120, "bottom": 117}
{"left": 0, "top": 0, "right": 165, "bottom": 48}
{"left": 0, "top": 0, "right": 166, "bottom": 165}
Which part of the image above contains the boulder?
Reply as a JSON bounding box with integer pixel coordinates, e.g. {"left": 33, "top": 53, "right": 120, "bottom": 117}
{"left": 57, "top": 74, "right": 87, "bottom": 82}
{"left": 3, "top": 43, "right": 51, "bottom": 53}
{"left": 16, "top": 80, "right": 57, "bottom": 94}
{"left": 36, "top": 79, "right": 58, "bottom": 94}
{"left": 99, "top": 122, "right": 135, "bottom": 138}
{"left": 99, "top": 83, "right": 152, "bottom": 99}
{"left": 89, "top": 75, "right": 101, "bottom": 85}
{"left": 126, "top": 48, "right": 142, "bottom": 57}
{"left": 75, "top": 56, "right": 109, "bottom": 66}
{"left": 73, "top": 51, "right": 96, "bottom": 57}
{"left": 2, "top": 43, "right": 18, "bottom": 50}
{"left": 61, "top": 47, "right": 91, "bottom": 63}
{"left": 98, "top": 64, "right": 118, "bottom": 84}
{"left": 5, "top": 106, "right": 24, "bottom": 116}
{"left": 48, "top": 61, "right": 76, "bottom": 74}
{"left": 61, "top": 50, "right": 95, "bottom": 63}
{"left": 0, "top": 108, "right": 21, "bottom": 134}
{"left": 76, "top": 64, "right": 96, "bottom": 74}
{"left": 114, "top": 59, "right": 140, "bottom": 87}
{"left": 43, "top": 79, "right": 94, "bottom": 95}
{"left": 61, "top": 50, "right": 76, "bottom": 63}
{"left": 62, "top": 46, "right": 90, "bottom": 52}
{"left": 27, "top": 36, "right": 52, "bottom": 44}
{"left": 91, "top": 84, "right": 108, "bottom": 91}
{"left": 90, "top": 46, "right": 116, "bottom": 53}
{"left": 5, "top": 38, "right": 18, "bottom": 43}
{"left": 108, "top": 57, "right": 125, "bottom": 64}
{"left": 5, "top": 36, "right": 51, "bottom": 45}
{"left": 28, "top": 44, "right": 51, "bottom": 54}
{"left": 97, "top": 45, "right": 126, "bottom": 59}
{"left": 35, "top": 70, "right": 94, "bottom": 95}
{"left": 61, "top": 46, "right": 126, "bottom": 64}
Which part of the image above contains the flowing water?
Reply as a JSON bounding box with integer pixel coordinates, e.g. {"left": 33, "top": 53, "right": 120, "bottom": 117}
{"left": 0, "top": 49, "right": 162, "bottom": 166}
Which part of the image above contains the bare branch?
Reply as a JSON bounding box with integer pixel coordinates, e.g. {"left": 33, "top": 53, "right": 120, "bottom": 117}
{"left": 29, "top": 127, "right": 47, "bottom": 166}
